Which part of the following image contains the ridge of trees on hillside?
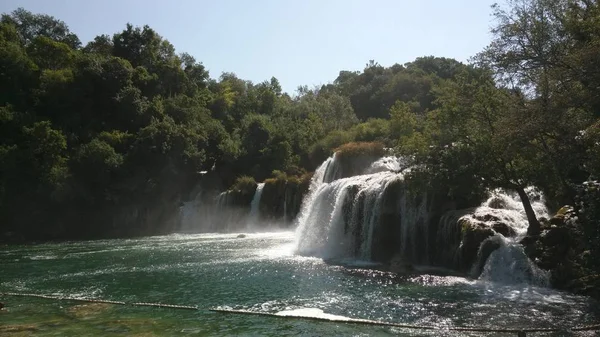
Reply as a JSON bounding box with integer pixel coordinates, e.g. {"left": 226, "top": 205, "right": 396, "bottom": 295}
{"left": 0, "top": 0, "right": 598, "bottom": 242}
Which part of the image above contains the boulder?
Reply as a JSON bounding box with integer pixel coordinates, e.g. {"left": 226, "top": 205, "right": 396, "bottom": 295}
{"left": 491, "top": 222, "right": 516, "bottom": 237}
{"left": 566, "top": 274, "right": 600, "bottom": 299}
{"left": 541, "top": 226, "right": 570, "bottom": 247}
{"left": 458, "top": 219, "right": 495, "bottom": 272}
{"left": 523, "top": 204, "right": 595, "bottom": 296}
{"left": 487, "top": 196, "right": 508, "bottom": 209}
{"left": 473, "top": 213, "right": 502, "bottom": 223}
{"left": 472, "top": 237, "right": 502, "bottom": 277}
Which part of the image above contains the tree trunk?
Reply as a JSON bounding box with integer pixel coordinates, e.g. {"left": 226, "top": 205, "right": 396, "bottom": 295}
{"left": 516, "top": 186, "right": 540, "bottom": 236}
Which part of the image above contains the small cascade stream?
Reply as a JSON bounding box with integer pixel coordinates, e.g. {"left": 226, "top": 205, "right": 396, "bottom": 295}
{"left": 470, "top": 189, "right": 550, "bottom": 285}
{"left": 247, "top": 183, "right": 265, "bottom": 230}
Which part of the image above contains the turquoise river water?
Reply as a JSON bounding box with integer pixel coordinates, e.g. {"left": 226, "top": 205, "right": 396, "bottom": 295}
{"left": 1, "top": 231, "right": 599, "bottom": 336}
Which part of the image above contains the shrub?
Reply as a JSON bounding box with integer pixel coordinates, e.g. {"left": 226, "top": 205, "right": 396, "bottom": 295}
{"left": 231, "top": 175, "right": 257, "bottom": 194}
{"left": 334, "top": 141, "right": 386, "bottom": 159}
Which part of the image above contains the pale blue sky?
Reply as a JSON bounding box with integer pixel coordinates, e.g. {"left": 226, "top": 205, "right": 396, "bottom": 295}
{"left": 1, "top": 0, "right": 497, "bottom": 93}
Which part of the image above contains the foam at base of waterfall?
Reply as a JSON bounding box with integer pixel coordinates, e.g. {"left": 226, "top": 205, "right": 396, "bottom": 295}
{"left": 478, "top": 236, "right": 549, "bottom": 286}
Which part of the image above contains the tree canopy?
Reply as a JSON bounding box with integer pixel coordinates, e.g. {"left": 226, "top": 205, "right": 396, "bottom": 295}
{"left": 0, "top": 3, "right": 598, "bottom": 243}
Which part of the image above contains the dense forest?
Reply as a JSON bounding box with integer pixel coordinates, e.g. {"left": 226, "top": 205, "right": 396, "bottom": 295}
{"left": 0, "top": 0, "right": 599, "bottom": 252}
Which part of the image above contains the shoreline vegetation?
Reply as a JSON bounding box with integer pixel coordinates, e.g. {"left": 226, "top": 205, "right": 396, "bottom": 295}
{"left": 1, "top": 1, "right": 599, "bottom": 298}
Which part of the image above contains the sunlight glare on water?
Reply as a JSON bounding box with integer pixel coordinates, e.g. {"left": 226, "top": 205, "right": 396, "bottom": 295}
{"left": 1, "top": 231, "right": 598, "bottom": 336}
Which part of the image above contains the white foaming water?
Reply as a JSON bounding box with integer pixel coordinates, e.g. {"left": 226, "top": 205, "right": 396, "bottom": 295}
{"left": 296, "top": 154, "right": 552, "bottom": 287}
{"left": 364, "top": 156, "right": 404, "bottom": 174}
{"left": 470, "top": 187, "right": 549, "bottom": 238}
{"left": 247, "top": 183, "right": 265, "bottom": 229}
{"left": 293, "top": 155, "right": 336, "bottom": 240}
{"left": 479, "top": 236, "right": 550, "bottom": 286}
{"left": 180, "top": 189, "right": 205, "bottom": 232}
{"left": 470, "top": 188, "right": 550, "bottom": 285}
{"left": 295, "top": 171, "right": 401, "bottom": 259}
{"left": 276, "top": 308, "right": 354, "bottom": 321}
{"left": 294, "top": 154, "right": 429, "bottom": 262}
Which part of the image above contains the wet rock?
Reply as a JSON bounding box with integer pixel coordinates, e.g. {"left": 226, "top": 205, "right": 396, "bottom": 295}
{"left": 566, "top": 274, "right": 600, "bottom": 299}
{"left": 67, "top": 303, "right": 111, "bottom": 319}
{"left": 541, "top": 226, "right": 570, "bottom": 247}
{"left": 523, "top": 204, "right": 596, "bottom": 297}
{"left": 458, "top": 219, "right": 495, "bottom": 272}
{"left": 259, "top": 175, "right": 310, "bottom": 225}
{"left": 487, "top": 196, "right": 508, "bottom": 209}
{"left": 472, "top": 237, "right": 502, "bottom": 277}
{"left": 491, "top": 222, "right": 516, "bottom": 237}
{"left": 473, "top": 213, "right": 501, "bottom": 223}
{"left": 371, "top": 179, "right": 404, "bottom": 262}
{"left": 237, "top": 234, "right": 246, "bottom": 238}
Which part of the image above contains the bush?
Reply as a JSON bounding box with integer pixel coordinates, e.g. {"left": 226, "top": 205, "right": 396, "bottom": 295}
{"left": 231, "top": 175, "right": 257, "bottom": 194}
{"left": 334, "top": 141, "right": 386, "bottom": 159}
{"left": 308, "top": 119, "right": 392, "bottom": 166}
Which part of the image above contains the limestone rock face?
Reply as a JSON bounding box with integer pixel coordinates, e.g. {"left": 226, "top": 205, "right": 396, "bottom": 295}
{"left": 259, "top": 176, "right": 310, "bottom": 226}
{"left": 521, "top": 205, "right": 600, "bottom": 299}
{"left": 458, "top": 219, "right": 496, "bottom": 273}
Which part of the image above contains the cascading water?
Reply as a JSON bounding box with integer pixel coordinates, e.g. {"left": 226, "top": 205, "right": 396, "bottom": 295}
{"left": 179, "top": 189, "right": 240, "bottom": 233}
{"left": 474, "top": 189, "right": 550, "bottom": 285}
{"left": 435, "top": 188, "right": 550, "bottom": 285}
{"left": 247, "top": 183, "right": 265, "bottom": 230}
{"left": 179, "top": 190, "right": 204, "bottom": 232}
{"left": 294, "top": 154, "right": 428, "bottom": 262}
{"left": 364, "top": 156, "right": 404, "bottom": 174}
{"left": 295, "top": 154, "right": 551, "bottom": 286}
{"left": 180, "top": 189, "right": 223, "bottom": 233}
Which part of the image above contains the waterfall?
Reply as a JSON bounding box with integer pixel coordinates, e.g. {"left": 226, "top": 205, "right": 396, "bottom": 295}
{"left": 294, "top": 154, "right": 427, "bottom": 262}
{"left": 295, "top": 171, "right": 399, "bottom": 259}
{"left": 364, "top": 156, "right": 404, "bottom": 174}
{"left": 435, "top": 188, "right": 550, "bottom": 284}
{"left": 295, "top": 154, "right": 551, "bottom": 286}
{"left": 283, "top": 187, "right": 288, "bottom": 226}
{"left": 247, "top": 183, "right": 265, "bottom": 229}
{"left": 180, "top": 190, "right": 203, "bottom": 232}
{"left": 478, "top": 236, "right": 550, "bottom": 286}
{"left": 294, "top": 155, "right": 337, "bottom": 234}
{"left": 179, "top": 189, "right": 225, "bottom": 233}
{"left": 474, "top": 188, "right": 550, "bottom": 285}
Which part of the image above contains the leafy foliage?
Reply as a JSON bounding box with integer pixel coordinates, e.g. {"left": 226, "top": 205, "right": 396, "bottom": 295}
{"left": 1, "top": 3, "right": 599, "bottom": 244}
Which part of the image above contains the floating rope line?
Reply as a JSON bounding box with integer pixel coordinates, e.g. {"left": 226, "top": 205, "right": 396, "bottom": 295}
{"left": 0, "top": 292, "right": 195, "bottom": 310}
{"left": 1, "top": 292, "right": 598, "bottom": 335}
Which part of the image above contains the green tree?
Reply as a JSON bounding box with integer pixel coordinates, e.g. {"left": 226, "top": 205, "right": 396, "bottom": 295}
{"left": 1, "top": 8, "right": 80, "bottom": 48}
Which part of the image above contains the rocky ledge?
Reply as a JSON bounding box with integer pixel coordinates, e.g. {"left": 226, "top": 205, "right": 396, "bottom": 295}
{"left": 522, "top": 205, "right": 600, "bottom": 300}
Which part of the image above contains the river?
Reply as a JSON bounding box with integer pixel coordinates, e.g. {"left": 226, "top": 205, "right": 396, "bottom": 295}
{"left": 1, "top": 231, "right": 598, "bottom": 336}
